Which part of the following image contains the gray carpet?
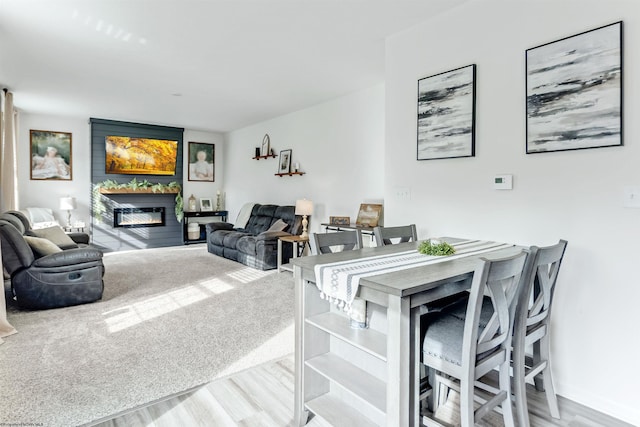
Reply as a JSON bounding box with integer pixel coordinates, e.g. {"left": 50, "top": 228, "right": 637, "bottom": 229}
{"left": 0, "top": 244, "right": 295, "bottom": 427}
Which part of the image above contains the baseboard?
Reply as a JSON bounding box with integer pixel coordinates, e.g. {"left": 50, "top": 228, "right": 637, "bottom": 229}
{"left": 558, "top": 383, "right": 639, "bottom": 426}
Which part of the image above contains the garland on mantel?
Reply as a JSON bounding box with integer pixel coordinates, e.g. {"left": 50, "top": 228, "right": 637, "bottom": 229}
{"left": 92, "top": 178, "right": 184, "bottom": 223}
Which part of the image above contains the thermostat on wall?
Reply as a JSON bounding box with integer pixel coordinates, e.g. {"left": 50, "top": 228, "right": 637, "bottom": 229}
{"left": 493, "top": 174, "right": 513, "bottom": 190}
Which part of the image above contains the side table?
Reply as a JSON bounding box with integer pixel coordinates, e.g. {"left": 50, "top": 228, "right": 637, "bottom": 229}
{"left": 277, "top": 235, "right": 309, "bottom": 273}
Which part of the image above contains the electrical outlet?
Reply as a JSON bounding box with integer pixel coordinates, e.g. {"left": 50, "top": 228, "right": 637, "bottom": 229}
{"left": 623, "top": 187, "right": 640, "bottom": 208}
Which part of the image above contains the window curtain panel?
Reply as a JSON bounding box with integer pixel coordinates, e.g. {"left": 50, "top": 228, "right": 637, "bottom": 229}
{"left": 0, "top": 89, "right": 18, "bottom": 342}
{"left": 1, "top": 89, "right": 18, "bottom": 212}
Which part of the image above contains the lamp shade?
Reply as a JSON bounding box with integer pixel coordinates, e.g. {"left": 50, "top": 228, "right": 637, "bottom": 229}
{"left": 295, "top": 199, "right": 313, "bottom": 216}
{"left": 59, "top": 197, "right": 77, "bottom": 211}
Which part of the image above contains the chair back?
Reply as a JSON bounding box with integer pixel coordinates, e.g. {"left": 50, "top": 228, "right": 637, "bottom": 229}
{"left": 0, "top": 221, "right": 36, "bottom": 274}
{"left": 462, "top": 251, "right": 529, "bottom": 374}
{"left": 373, "top": 224, "right": 417, "bottom": 247}
{"left": 309, "top": 230, "right": 363, "bottom": 255}
{"left": 515, "top": 240, "right": 568, "bottom": 344}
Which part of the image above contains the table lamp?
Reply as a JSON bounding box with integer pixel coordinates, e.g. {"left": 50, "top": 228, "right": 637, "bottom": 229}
{"left": 295, "top": 199, "right": 313, "bottom": 238}
{"left": 59, "top": 196, "right": 77, "bottom": 227}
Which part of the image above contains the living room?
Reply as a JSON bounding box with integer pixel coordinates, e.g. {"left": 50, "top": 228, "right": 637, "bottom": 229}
{"left": 1, "top": 0, "right": 639, "bottom": 426}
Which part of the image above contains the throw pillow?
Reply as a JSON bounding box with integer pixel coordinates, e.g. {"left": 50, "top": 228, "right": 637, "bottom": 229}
{"left": 24, "top": 235, "right": 63, "bottom": 257}
{"left": 267, "top": 219, "right": 289, "bottom": 232}
{"left": 30, "top": 226, "right": 79, "bottom": 249}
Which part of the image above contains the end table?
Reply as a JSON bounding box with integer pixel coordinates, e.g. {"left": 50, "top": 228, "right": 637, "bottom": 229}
{"left": 277, "top": 235, "right": 309, "bottom": 273}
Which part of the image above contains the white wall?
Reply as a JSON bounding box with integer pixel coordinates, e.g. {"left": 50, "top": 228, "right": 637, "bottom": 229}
{"left": 18, "top": 114, "right": 91, "bottom": 225}
{"left": 385, "top": 0, "right": 640, "bottom": 423}
{"left": 224, "top": 84, "right": 385, "bottom": 235}
{"left": 17, "top": 113, "right": 223, "bottom": 226}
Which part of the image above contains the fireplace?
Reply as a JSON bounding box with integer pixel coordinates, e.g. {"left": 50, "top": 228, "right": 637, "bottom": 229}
{"left": 113, "top": 207, "right": 165, "bottom": 228}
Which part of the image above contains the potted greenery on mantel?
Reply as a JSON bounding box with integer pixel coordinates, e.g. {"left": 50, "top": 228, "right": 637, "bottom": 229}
{"left": 93, "top": 178, "right": 184, "bottom": 223}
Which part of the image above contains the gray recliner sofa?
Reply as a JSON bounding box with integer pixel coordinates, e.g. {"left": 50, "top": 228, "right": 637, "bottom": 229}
{"left": 0, "top": 212, "right": 104, "bottom": 310}
{"left": 206, "top": 204, "right": 302, "bottom": 270}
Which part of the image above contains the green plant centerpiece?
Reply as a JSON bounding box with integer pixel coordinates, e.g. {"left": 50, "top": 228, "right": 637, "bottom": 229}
{"left": 418, "top": 239, "right": 456, "bottom": 256}
{"left": 93, "top": 178, "right": 183, "bottom": 223}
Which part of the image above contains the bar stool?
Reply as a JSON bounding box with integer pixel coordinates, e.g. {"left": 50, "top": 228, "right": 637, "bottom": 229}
{"left": 373, "top": 224, "right": 418, "bottom": 247}
{"left": 420, "top": 250, "right": 530, "bottom": 427}
{"left": 309, "top": 229, "right": 363, "bottom": 255}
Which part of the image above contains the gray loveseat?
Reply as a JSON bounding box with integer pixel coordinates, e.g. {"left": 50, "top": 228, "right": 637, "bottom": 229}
{"left": 206, "top": 204, "right": 302, "bottom": 270}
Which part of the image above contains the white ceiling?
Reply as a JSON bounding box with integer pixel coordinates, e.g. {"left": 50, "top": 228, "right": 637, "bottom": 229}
{"left": 0, "top": 0, "right": 468, "bottom": 132}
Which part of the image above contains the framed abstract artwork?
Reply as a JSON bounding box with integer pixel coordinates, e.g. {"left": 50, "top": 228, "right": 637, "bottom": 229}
{"left": 417, "top": 64, "right": 476, "bottom": 160}
{"left": 30, "top": 130, "right": 72, "bottom": 180}
{"left": 188, "top": 141, "right": 215, "bottom": 182}
{"left": 526, "top": 21, "right": 623, "bottom": 153}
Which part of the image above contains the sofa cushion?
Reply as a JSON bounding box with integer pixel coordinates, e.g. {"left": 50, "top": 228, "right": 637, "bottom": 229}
{"left": 24, "top": 236, "right": 63, "bottom": 258}
{"left": 245, "top": 204, "right": 278, "bottom": 235}
{"left": 222, "top": 231, "right": 250, "bottom": 248}
{"left": 29, "top": 226, "right": 79, "bottom": 250}
{"left": 236, "top": 235, "right": 257, "bottom": 255}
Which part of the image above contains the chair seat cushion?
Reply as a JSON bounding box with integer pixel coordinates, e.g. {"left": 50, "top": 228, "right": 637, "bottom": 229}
{"left": 444, "top": 295, "right": 493, "bottom": 328}
{"left": 423, "top": 313, "right": 466, "bottom": 366}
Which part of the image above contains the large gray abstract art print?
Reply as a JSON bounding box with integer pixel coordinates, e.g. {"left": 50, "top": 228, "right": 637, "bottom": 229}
{"left": 526, "top": 22, "right": 622, "bottom": 153}
{"left": 417, "top": 64, "right": 476, "bottom": 160}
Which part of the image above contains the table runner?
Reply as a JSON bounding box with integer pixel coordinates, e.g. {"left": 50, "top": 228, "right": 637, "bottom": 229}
{"left": 313, "top": 239, "right": 513, "bottom": 311}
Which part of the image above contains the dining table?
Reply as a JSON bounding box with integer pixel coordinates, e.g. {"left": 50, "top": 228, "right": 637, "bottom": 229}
{"left": 292, "top": 237, "right": 523, "bottom": 427}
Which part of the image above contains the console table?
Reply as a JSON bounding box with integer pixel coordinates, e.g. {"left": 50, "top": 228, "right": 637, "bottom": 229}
{"left": 292, "top": 238, "right": 521, "bottom": 426}
{"left": 320, "top": 223, "right": 375, "bottom": 244}
{"left": 183, "top": 210, "right": 228, "bottom": 244}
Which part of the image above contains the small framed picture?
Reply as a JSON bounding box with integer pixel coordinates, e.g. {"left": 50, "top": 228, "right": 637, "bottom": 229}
{"left": 30, "top": 130, "right": 72, "bottom": 180}
{"left": 330, "top": 216, "right": 350, "bottom": 226}
{"left": 200, "top": 198, "right": 213, "bottom": 212}
{"left": 278, "top": 149, "right": 292, "bottom": 174}
{"left": 188, "top": 142, "right": 214, "bottom": 182}
{"left": 261, "top": 134, "right": 271, "bottom": 156}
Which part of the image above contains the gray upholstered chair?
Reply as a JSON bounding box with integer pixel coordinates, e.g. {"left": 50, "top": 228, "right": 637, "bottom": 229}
{"left": 373, "top": 224, "right": 418, "bottom": 247}
{"left": 309, "top": 229, "right": 363, "bottom": 255}
{"left": 512, "top": 240, "right": 568, "bottom": 427}
{"left": 420, "top": 250, "right": 529, "bottom": 427}
{"left": 0, "top": 219, "right": 104, "bottom": 310}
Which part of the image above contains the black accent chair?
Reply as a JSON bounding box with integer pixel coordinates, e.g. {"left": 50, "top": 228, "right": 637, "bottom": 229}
{"left": 0, "top": 218, "right": 104, "bottom": 310}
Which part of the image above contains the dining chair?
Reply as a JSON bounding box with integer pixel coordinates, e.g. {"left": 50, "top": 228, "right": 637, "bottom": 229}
{"left": 512, "top": 240, "right": 568, "bottom": 427}
{"left": 373, "top": 224, "right": 418, "bottom": 247}
{"left": 309, "top": 229, "right": 363, "bottom": 255}
{"left": 420, "top": 250, "right": 529, "bottom": 427}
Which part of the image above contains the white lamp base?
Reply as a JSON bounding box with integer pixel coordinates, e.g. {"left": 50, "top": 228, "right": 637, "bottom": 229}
{"left": 301, "top": 215, "right": 309, "bottom": 238}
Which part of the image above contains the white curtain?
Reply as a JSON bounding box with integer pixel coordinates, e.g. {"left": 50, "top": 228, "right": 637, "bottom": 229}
{"left": 0, "top": 89, "right": 18, "bottom": 343}
{"left": 1, "top": 89, "right": 19, "bottom": 212}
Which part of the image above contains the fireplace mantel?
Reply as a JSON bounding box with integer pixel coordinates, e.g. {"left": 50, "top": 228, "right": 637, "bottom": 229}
{"left": 99, "top": 188, "right": 180, "bottom": 195}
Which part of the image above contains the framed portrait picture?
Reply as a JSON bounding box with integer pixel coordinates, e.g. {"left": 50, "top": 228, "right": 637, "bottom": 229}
{"left": 30, "top": 130, "right": 72, "bottom": 180}
{"left": 417, "top": 64, "right": 476, "bottom": 160}
{"left": 355, "top": 203, "right": 383, "bottom": 228}
{"left": 200, "top": 198, "right": 213, "bottom": 212}
{"left": 261, "top": 134, "right": 271, "bottom": 156}
{"left": 526, "top": 21, "right": 622, "bottom": 153}
{"left": 188, "top": 142, "right": 215, "bottom": 182}
{"left": 329, "top": 216, "right": 350, "bottom": 226}
{"left": 278, "top": 149, "right": 292, "bottom": 174}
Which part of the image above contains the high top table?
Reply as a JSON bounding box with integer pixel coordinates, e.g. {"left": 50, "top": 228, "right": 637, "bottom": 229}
{"left": 292, "top": 238, "right": 522, "bottom": 427}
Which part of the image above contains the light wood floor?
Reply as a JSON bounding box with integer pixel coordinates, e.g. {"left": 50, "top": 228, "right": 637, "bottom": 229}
{"left": 91, "top": 355, "right": 633, "bottom": 427}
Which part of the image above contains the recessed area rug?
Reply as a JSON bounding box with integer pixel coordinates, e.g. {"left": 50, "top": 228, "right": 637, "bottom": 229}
{"left": 0, "top": 244, "right": 295, "bottom": 427}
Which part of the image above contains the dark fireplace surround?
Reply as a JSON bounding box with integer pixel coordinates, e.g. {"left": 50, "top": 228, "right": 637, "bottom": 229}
{"left": 90, "top": 118, "right": 184, "bottom": 252}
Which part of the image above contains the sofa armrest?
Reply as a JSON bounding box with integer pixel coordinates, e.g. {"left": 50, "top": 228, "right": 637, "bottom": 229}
{"left": 206, "top": 222, "right": 235, "bottom": 233}
{"left": 32, "top": 248, "right": 103, "bottom": 268}
{"left": 256, "top": 230, "right": 292, "bottom": 241}
{"left": 67, "top": 232, "right": 90, "bottom": 245}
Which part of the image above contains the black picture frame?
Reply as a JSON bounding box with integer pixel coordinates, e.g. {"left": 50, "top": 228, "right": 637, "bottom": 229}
{"left": 278, "top": 149, "right": 292, "bottom": 174}
{"left": 417, "top": 64, "right": 476, "bottom": 160}
{"left": 30, "top": 129, "right": 73, "bottom": 180}
{"left": 526, "top": 21, "right": 623, "bottom": 154}
{"left": 188, "top": 141, "right": 215, "bottom": 182}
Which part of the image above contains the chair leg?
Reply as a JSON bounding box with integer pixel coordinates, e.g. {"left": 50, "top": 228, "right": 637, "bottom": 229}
{"left": 513, "top": 342, "right": 530, "bottom": 427}
{"left": 460, "top": 374, "right": 475, "bottom": 427}
{"left": 539, "top": 335, "right": 560, "bottom": 419}
{"left": 499, "top": 360, "right": 516, "bottom": 427}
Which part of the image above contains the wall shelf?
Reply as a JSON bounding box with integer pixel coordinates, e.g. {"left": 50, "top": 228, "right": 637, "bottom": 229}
{"left": 275, "top": 172, "right": 305, "bottom": 177}
{"left": 252, "top": 154, "right": 277, "bottom": 160}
